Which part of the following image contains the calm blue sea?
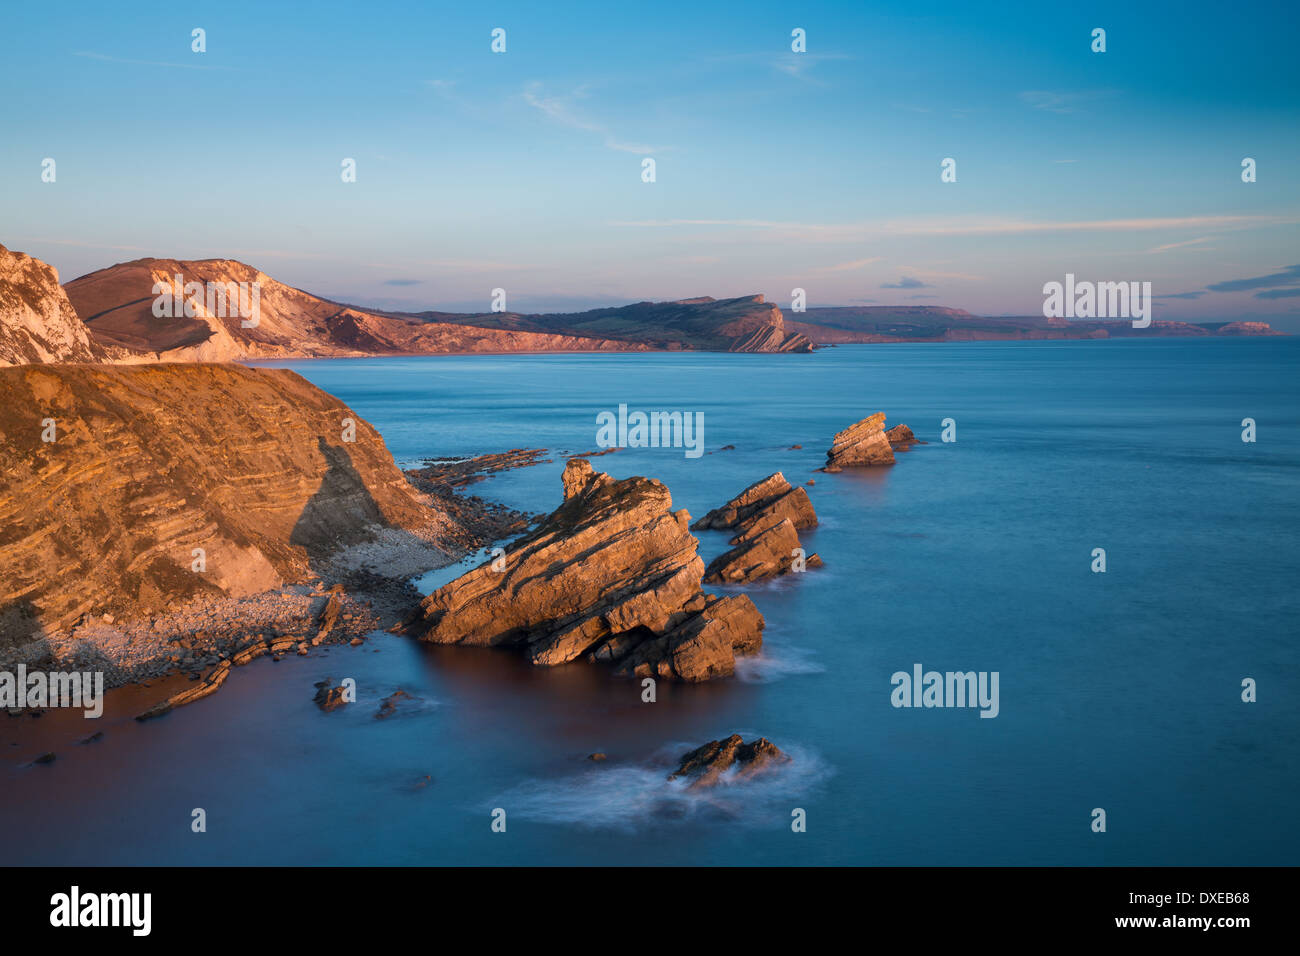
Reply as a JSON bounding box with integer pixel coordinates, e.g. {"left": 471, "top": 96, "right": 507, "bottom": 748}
{"left": 3, "top": 338, "right": 1297, "bottom": 865}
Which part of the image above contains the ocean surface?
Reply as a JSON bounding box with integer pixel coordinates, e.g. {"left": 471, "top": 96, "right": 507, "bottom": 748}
{"left": 3, "top": 338, "right": 1297, "bottom": 865}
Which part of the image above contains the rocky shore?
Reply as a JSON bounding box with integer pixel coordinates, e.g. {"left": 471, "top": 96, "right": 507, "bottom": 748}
{"left": 408, "top": 459, "right": 765, "bottom": 681}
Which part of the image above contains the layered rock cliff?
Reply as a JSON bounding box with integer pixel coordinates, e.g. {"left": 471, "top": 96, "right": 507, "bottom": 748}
{"left": 0, "top": 363, "right": 466, "bottom": 641}
{"left": 0, "top": 244, "right": 116, "bottom": 365}
{"left": 408, "top": 458, "right": 765, "bottom": 681}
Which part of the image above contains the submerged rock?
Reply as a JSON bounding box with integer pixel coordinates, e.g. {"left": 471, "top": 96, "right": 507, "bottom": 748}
{"left": 823, "top": 412, "right": 895, "bottom": 470}
{"left": 313, "top": 678, "right": 349, "bottom": 712}
{"left": 668, "top": 734, "right": 789, "bottom": 788}
{"left": 408, "top": 459, "right": 764, "bottom": 681}
{"left": 375, "top": 689, "right": 414, "bottom": 719}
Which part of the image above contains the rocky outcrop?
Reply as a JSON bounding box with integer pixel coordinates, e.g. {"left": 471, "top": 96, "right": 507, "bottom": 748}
{"left": 408, "top": 459, "right": 765, "bottom": 681}
{"left": 313, "top": 678, "right": 349, "bottom": 712}
{"left": 885, "top": 424, "right": 922, "bottom": 448}
{"left": 823, "top": 412, "right": 896, "bottom": 470}
{"left": 0, "top": 244, "right": 117, "bottom": 365}
{"left": 694, "top": 473, "right": 821, "bottom": 584}
{"left": 692, "top": 472, "right": 817, "bottom": 536}
{"left": 0, "top": 363, "right": 468, "bottom": 641}
{"left": 704, "top": 517, "right": 822, "bottom": 584}
{"left": 669, "top": 734, "right": 789, "bottom": 788}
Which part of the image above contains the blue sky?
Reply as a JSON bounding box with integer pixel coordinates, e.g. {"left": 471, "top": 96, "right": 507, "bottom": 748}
{"left": 3, "top": 0, "right": 1298, "bottom": 324}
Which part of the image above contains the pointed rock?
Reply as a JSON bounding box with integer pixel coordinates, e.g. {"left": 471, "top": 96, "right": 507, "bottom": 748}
{"left": 408, "top": 461, "right": 764, "bottom": 680}
{"left": 823, "top": 412, "right": 895, "bottom": 471}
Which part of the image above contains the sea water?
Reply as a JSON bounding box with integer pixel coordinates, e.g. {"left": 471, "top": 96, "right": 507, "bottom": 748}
{"left": 2, "top": 338, "right": 1296, "bottom": 865}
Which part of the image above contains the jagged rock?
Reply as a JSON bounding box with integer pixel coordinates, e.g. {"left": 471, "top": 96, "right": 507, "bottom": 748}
{"left": 313, "top": 678, "right": 349, "bottom": 712}
{"left": 823, "top": 412, "right": 895, "bottom": 471}
{"left": 668, "top": 734, "right": 789, "bottom": 788}
{"left": 885, "top": 424, "right": 922, "bottom": 448}
{"left": 692, "top": 472, "right": 817, "bottom": 537}
{"left": 704, "top": 517, "right": 822, "bottom": 584}
{"left": 408, "top": 459, "right": 764, "bottom": 681}
{"left": 695, "top": 474, "right": 821, "bottom": 584}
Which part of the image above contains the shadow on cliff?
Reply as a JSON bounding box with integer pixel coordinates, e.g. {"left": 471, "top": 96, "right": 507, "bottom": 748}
{"left": 290, "top": 438, "right": 392, "bottom": 560}
{"left": 289, "top": 438, "right": 447, "bottom": 591}
{"left": 0, "top": 598, "right": 52, "bottom": 659}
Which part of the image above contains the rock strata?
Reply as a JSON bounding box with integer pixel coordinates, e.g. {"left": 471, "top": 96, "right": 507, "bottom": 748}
{"left": 823, "top": 412, "right": 897, "bottom": 470}
{"left": 668, "top": 734, "right": 789, "bottom": 788}
{"left": 408, "top": 459, "right": 765, "bottom": 681}
{"left": 692, "top": 472, "right": 816, "bottom": 536}
{"left": 694, "top": 473, "right": 821, "bottom": 584}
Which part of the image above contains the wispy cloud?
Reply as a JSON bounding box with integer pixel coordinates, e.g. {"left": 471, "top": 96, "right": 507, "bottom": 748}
{"left": 1146, "top": 237, "right": 1213, "bottom": 254}
{"left": 73, "top": 51, "right": 241, "bottom": 72}
{"left": 882, "top": 277, "right": 933, "bottom": 289}
{"left": 611, "top": 214, "right": 1286, "bottom": 241}
{"left": 1153, "top": 291, "right": 1208, "bottom": 300}
{"left": 814, "top": 257, "right": 884, "bottom": 273}
{"left": 523, "top": 82, "right": 662, "bottom": 153}
{"left": 1207, "top": 264, "right": 1300, "bottom": 293}
{"left": 1019, "top": 90, "right": 1116, "bottom": 113}
{"left": 771, "top": 52, "right": 851, "bottom": 82}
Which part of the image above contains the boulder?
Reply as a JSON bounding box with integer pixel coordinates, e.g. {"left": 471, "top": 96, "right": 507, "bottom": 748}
{"left": 407, "top": 459, "right": 764, "bottom": 681}
{"left": 823, "top": 412, "right": 895, "bottom": 470}
{"left": 668, "top": 734, "right": 789, "bottom": 788}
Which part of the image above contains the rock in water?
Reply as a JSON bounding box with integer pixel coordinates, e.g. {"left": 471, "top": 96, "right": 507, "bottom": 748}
{"left": 823, "top": 412, "right": 895, "bottom": 471}
{"left": 408, "top": 459, "right": 764, "bottom": 681}
{"left": 704, "top": 517, "right": 822, "bottom": 584}
{"left": 668, "top": 734, "right": 789, "bottom": 788}
{"left": 691, "top": 472, "right": 817, "bottom": 536}
{"left": 313, "top": 678, "right": 349, "bottom": 712}
{"left": 695, "top": 473, "right": 822, "bottom": 583}
{"left": 885, "top": 424, "right": 921, "bottom": 448}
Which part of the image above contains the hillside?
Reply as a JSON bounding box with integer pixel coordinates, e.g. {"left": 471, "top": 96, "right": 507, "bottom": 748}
{"left": 62, "top": 257, "right": 811, "bottom": 359}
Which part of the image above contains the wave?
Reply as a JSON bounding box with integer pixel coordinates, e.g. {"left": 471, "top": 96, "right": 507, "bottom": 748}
{"left": 489, "top": 741, "right": 831, "bottom": 831}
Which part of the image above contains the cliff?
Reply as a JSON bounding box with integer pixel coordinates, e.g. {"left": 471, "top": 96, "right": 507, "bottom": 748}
{"left": 0, "top": 363, "right": 467, "bottom": 641}
{"left": 0, "top": 244, "right": 117, "bottom": 365}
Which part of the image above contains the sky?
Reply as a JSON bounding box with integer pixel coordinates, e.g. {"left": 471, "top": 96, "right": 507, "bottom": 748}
{"left": 3, "top": 0, "right": 1299, "bottom": 326}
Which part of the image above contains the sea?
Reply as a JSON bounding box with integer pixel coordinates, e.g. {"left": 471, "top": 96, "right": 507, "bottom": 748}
{"left": 2, "top": 337, "right": 1296, "bottom": 865}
